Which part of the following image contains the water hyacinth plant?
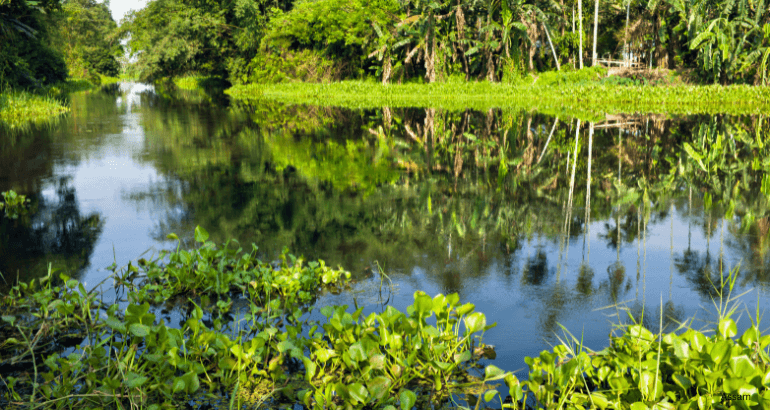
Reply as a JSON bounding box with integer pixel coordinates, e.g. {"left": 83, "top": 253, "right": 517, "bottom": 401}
{"left": 0, "top": 190, "right": 31, "bottom": 220}
{"left": 0, "top": 226, "right": 768, "bottom": 409}
{"left": 0, "top": 226, "right": 514, "bottom": 409}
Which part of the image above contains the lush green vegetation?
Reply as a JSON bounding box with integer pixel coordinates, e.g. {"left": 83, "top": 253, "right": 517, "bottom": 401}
{"left": 226, "top": 74, "right": 770, "bottom": 116}
{"left": 119, "top": 0, "right": 770, "bottom": 86}
{"left": 0, "top": 91, "right": 68, "bottom": 129}
{"left": 0, "top": 0, "right": 122, "bottom": 128}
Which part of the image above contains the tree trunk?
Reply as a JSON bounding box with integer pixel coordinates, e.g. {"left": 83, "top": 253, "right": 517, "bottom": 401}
{"left": 578, "top": 0, "right": 584, "bottom": 68}
{"left": 455, "top": 3, "right": 470, "bottom": 80}
{"left": 382, "top": 55, "right": 392, "bottom": 85}
{"left": 592, "top": 0, "right": 599, "bottom": 66}
{"left": 425, "top": 11, "right": 437, "bottom": 83}
{"left": 544, "top": 22, "right": 560, "bottom": 70}
{"left": 623, "top": 0, "right": 630, "bottom": 66}
{"left": 485, "top": 9, "right": 495, "bottom": 81}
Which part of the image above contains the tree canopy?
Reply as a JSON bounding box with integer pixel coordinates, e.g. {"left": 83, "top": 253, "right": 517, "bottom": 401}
{"left": 0, "top": 0, "right": 122, "bottom": 89}
{"left": 118, "top": 0, "right": 770, "bottom": 85}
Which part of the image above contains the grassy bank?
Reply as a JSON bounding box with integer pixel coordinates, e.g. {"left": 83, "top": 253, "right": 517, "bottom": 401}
{"left": 226, "top": 80, "right": 770, "bottom": 117}
{"left": 0, "top": 90, "right": 69, "bottom": 130}
{"left": 0, "top": 75, "right": 119, "bottom": 130}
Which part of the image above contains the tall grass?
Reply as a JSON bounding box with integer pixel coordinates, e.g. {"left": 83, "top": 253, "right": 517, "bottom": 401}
{"left": 0, "top": 90, "right": 68, "bottom": 130}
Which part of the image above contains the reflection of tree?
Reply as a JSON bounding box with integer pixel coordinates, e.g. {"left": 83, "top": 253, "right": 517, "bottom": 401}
{"left": 674, "top": 248, "right": 729, "bottom": 299}
{"left": 623, "top": 300, "right": 686, "bottom": 334}
{"left": 122, "top": 100, "right": 770, "bottom": 322}
{"left": 0, "top": 178, "right": 104, "bottom": 285}
{"left": 522, "top": 250, "right": 550, "bottom": 286}
{"left": 601, "top": 261, "right": 629, "bottom": 303}
{"left": 576, "top": 264, "right": 595, "bottom": 295}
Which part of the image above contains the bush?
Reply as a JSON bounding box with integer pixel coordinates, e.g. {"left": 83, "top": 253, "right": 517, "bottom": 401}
{"left": 536, "top": 66, "right": 609, "bottom": 86}
{"left": 246, "top": 48, "right": 350, "bottom": 84}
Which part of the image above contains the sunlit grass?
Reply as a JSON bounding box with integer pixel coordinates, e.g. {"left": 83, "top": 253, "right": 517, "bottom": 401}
{"left": 226, "top": 80, "right": 770, "bottom": 117}
{"left": 173, "top": 75, "right": 208, "bottom": 90}
{"left": 0, "top": 90, "right": 68, "bottom": 130}
{"left": 0, "top": 75, "right": 120, "bottom": 130}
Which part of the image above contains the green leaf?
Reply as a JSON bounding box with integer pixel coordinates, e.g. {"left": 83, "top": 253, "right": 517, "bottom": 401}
{"left": 484, "top": 365, "right": 506, "bottom": 380}
{"left": 400, "top": 389, "right": 416, "bottom": 410}
{"left": 741, "top": 326, "right": 759, "bottom": 347}
{"left": 484, "top": 389, "right": 497, "bottom": 402}
{"left": 126, "top": 372, "right": 148, "bottom": 389}
{"left": 369, "top": 354, "right": 386, "bottom": 370}
{"left": 464, "top": 312, "right": 486, "bottom": 334}
{"left": 194, "top": 226, "right": 209, "bottom": 243}
{"left": 349, "top": 342, "right": 367, "bottom": 362}
{"left": 167, "top": 233, "right": 179, "bottom": 240}
{"left": 672, "top": 337, "right": 690, "bottom": 359}
{"left": 630, "top": 403, "right": 649, "bottom": 410}
{"left": 367, "top": 376, "right": 392, "bottom": 401}
{"left": 129, "top": 323, "right": 150, "bottom": 338}
{"left": 719, "top": 318, "right": 737, "bottom": 338}
{"left": 172, "top": 377, "right": 186, "bottom": 393}
{"left": 672, "top": 374, "right": 692, "bottom": 391}
{"left": 182, "top": 372, "right": 200, "bottom": 393}
{"left": 348, "top": 383, "right": 368, "bottom": 404}
{"left": 454, "top": 350, "right": 471, "bottom": 363}
{"left": 105, "top": 316, "right": 126, "bottom": 333}
{"left": 729, "top": 355, "right": 756, "bottom": 378}
{"left": 683, "top": 142, "right": 707, "bottom": 172}
{"left": 414, "top": 291, "right": 432, "bottom": 317}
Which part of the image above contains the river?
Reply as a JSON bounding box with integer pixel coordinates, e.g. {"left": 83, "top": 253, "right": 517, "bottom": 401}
{"left": 1, "top": 82, "right": 768, "bottom": 391}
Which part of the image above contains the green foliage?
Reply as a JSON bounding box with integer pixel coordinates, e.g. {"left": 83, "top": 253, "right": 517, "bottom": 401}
{"left": 0, "top": 0, "right": 68, "bottom": 89}
{"left": 0, "top": 89, "right": 68, "bottom": 129}
{"left": 121, "top": 0, "right": 274, "bottom": 83}
{"left": 0, "top": 226, "right": 514, "bottom": 409}
{"left": 536, "top": 66, "right": 609, "bottom": 86}
{"left": 0, "top": 190, "right": 31, "bottom": 220}
{"left": 246, "top": 48, "right": 347, "bottom": 84}
{"left": 50, "top": 0, "right": 122, "bottom": 78}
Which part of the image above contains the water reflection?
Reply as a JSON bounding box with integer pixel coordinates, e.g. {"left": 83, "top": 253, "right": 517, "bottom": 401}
{"left": 0, "top": 177, "right": 103, "bottom": 285}
{"left": 2, "top": 85, "right": 770, "bottom": 375}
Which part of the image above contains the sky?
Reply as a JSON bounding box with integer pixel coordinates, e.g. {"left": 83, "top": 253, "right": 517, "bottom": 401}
{"left": 109, "top": 0, "right": 147, "bottom": 23}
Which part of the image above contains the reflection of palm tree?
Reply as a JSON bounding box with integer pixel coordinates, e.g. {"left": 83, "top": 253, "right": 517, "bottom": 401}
{"left": 606, "top": 261, "right": 627, "bottom": 302}
{"left": 522, "top": 249, "right": 550, "bottom": 285}
{"left": 674, "top": 248, "right": 729, "bottom": 299}
{"left": 576, "top": 264, "right": 595, "bottom": 295}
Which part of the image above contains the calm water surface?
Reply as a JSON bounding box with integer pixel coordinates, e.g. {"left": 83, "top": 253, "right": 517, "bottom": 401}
{"left": 2, "top": 83, "right": 769, "bottom": 385}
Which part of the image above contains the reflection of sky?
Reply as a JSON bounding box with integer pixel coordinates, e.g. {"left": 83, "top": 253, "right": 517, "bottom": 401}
{"left": 45, "top": 84, "right": 175, "bottom": 292}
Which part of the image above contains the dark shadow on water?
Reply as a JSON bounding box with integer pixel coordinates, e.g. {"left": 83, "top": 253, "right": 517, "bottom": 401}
{"left": 0, "top": 177, "right": 104, "bottom": 287}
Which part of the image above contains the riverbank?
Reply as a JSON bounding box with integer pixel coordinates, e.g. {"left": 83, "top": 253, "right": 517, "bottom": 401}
{"left": 226, "top": 79, "right": 770, "bottom": 117}
{"left": 0, "top": 91, "right": 68, "bottom": 130}
{"left": 0, "top": 75, "right": 119, "bottom": 130}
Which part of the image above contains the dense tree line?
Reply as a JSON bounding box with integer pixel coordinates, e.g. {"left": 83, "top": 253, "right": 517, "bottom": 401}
{"left": 0, "top": 0, "right": 122, "bottom": 89}
{"left": 121, "top": 0, "right": 770, "bottom": 85}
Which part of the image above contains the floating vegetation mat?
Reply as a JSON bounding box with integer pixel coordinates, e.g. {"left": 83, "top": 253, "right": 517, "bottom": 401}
{"left": 226, "top": 81, "right": 770, "bottom": 118}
